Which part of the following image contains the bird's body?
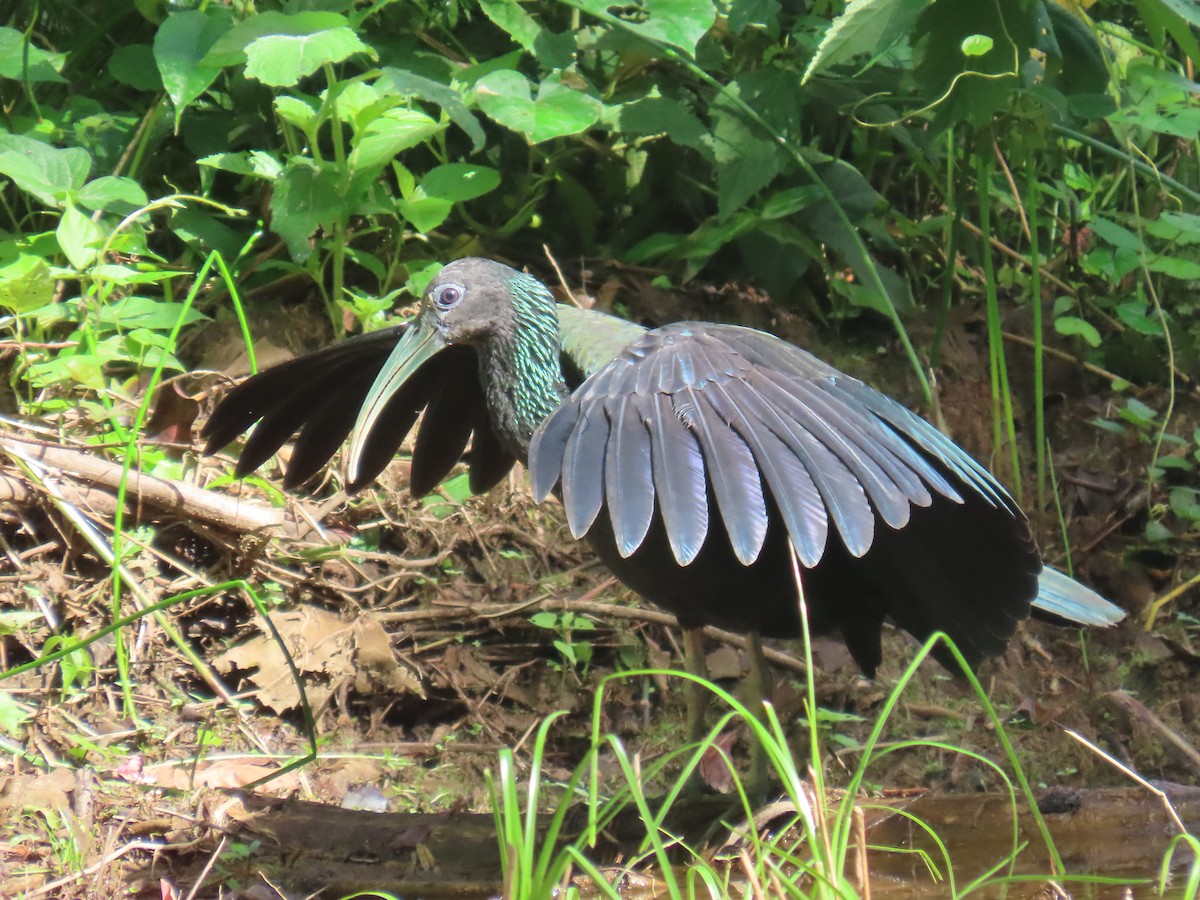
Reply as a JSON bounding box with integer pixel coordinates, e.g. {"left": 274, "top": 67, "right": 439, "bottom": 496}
{"left": 203, "top": 257, "right": 1123, "bottom": 684}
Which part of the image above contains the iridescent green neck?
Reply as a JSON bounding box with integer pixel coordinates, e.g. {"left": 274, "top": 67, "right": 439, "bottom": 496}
{"left": 476, "top": 273, "right": 567, "bottom": 459}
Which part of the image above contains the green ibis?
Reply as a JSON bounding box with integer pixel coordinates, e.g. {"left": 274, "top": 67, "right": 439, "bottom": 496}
{"left": 202, "top": 257, "right": 1123, "bottom": 774}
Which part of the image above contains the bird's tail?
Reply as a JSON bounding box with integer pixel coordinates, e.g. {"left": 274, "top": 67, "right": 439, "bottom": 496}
{"left": 1032, "top": 566, "right": 1125, "bottom": 626}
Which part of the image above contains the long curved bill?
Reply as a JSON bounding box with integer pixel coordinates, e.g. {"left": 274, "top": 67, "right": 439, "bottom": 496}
{"left": 346, "top": 318, "right": 446, "bottom": 485}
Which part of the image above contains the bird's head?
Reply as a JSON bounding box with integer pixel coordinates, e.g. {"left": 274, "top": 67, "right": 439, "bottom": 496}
{"left": 346, "top": 257, "right": 557, "bottom": 483}
{"left": 418, "top": 257, "right": 527, "bottom": 345}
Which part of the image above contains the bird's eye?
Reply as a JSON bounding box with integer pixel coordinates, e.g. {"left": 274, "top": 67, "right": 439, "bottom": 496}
{"left": 433, "top": 284, "right": 463, "bottom": 309}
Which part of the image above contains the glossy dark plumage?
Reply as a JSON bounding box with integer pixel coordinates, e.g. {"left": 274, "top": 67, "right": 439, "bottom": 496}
{"left": 202, "top": 257, "right": 1123, "bottom": 677}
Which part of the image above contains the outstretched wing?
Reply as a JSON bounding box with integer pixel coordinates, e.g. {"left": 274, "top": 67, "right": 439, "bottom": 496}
{"left": 201, "top": 326, "right": 516, "bottom": 494}
{"left": 530, "top": 322, "right": 1018, "bottom": 570}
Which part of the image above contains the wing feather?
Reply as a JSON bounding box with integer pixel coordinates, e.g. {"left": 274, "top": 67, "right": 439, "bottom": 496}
{"left": 605, "top": 394, "right": 655, "bottom": 556}
{"left": 701, "top": 380, "right": 829, "bottom": 566}
{"left": 561, "top": 397, "right": 610, "bottom": 538}
{"left": 645, "top": 393, "right": 708, "bottom": 565}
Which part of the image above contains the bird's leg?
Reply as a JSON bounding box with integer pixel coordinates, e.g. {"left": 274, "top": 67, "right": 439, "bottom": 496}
{"left": 745, "top": 630, "right": 770, "bottom": 802}
{"left": 682, "top": 624, "right": 710, "bottom": 745}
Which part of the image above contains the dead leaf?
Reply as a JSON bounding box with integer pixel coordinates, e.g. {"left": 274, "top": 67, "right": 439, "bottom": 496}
{"left": 0, "top": 767, "right": 75, "bottom": 811}
{"left": 136, "top": 760, "right": 300, "bottom": 792}
{"left": 354, "top": 616, "right": 424, "bottom": 697}
{"left": 214, "top": 606, "right": 349, "bottom": 713}
{"left": 697, "top": 731, "right": 738, "bottom": 794}
{"left": 145, "top": 382, "right": 200, "bottom": 446}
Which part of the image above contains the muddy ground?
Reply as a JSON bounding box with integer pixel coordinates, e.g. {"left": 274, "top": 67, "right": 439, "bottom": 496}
{"left": 1, "top": 269, "right": 1198, "bottom": 898}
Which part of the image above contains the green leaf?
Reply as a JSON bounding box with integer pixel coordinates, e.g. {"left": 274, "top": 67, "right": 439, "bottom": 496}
{"left": 961, "top": 33, "right": 994, "bottom": 56}
{"left": 477, "top": 0, "right": 576, "bottom": 68}
{"left": 577, "top": 0, "right": 716, "bottom": 54}
{"left": 1088, "top": 216, "right": 1143, "bottom": 252}
{"left": 0, "top": 134, "right": 91, "bottom": 209}
{"left": 1145, "top": 212, "right": 1200, "bottom": 246}
{"left": 244, "top": 28, "right": 373, "bottom": 87}
{"left": 76, "top": 177, "right": 148, "bottom": 214}
{"left": 197, "top": 150, "right": 283, "bottom": 180}
{"left": 274, "top": 96, "right": 320, "bottom": 132}
{"left": 0, "top": 251, "right": 54, "bottom": 313}
{"left": 803, "top": 0, "right": 927, "bottom": 83}
{"left": 57, "top": 202, "right": 104, "bottom": 270}
{"left": 711, "top": 97, "right": 780, "bottom": 220}
{"left": 618, "top": 96, "right": 710, "bottom": 157}
{"left": 269, "top": 161, "right": 346, "bottom": 261}
{"left": 1114, "top": 301, "right": 1163, "bottom": 336}
{"left": 0, "top": 691, "right": 32, "bottom": 736}
{"left": 383, "top": 67, "right": 486, "bottom": 152}
{"left": 108, "top": 44, "right": 162, "bottom": 91}
{"left": 397, "top": 196, "right": 453, "bottom": 233}
{"left": 1144, "top": 519, "right": 1173, "bottom": 542}
{"left": 154, "top": 10, "right": 232, "bottom": 127}
{"left": 202, "top": 11, "right": 349, "bottom": 67}
{"left": 0, "top": 27, "right": 66, "bottom": 83}
{"left": 0, "top": 609, "right": 42, "bottom": 636}
{"left": 348, "top": 108, "right": 441, "bottom": 175}
{"left": 1148, "top": 255, "right": 1200, "bottom": 280}
{"left": 475, "top": 71, "right": 603, "bottom": 143}
{"left": 1154, "top": 0, "right": 1200, "bottom": 28}
{"left": 1053, "top": 315, "right": 1101, "bottom": 347}
{"left": 420, "top": 164, "right": 501, "bottom": 202}
{"left": 98, "top": 296, "right": 208, "bottom": 329}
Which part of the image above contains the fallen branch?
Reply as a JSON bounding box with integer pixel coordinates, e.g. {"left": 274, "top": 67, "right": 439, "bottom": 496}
{"left": 1, "top": 435, "right": 285, "bottom": 534}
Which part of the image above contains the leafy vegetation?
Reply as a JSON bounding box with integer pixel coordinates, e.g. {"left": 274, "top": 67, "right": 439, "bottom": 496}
{"left": 1, "top": 0, "right": 1198, "bottom": 895}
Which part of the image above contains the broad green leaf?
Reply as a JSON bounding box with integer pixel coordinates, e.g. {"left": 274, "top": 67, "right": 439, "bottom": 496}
{"left": 348, "top": 108, "right": 441, "bottom": 175}
{"left": 269, "top": 162, "right": 346, "bottom": 261}
{"left": 1144, "top": 519, "right": 1173, "bottom": 542}
{"left": 576, "top": 0, "right": 716, "bottom": 54}
{"left": 961, "top": 34, "right": 994, "bottom": 56}
{"left": 0, "top": 252, "right": 54, "bottom": 312}
{"left": 761, "top": 186, "right": 823, "bottom": 220}
{"left": 274, "top": 96, "right": 320, "bottom": 132}
{"left": 0, "top": 134, "right": 91, "bottom": 208}
{"left": 108, "top": 44, "right": 162, "bottom": 91}
{"left": 803, "top": 0, "right": 927, "bottom": 83}
{"left": 477, "top": 0, "right": 575, "bottom": 68}
{"left": 1054, "top": 315, "right": 1102, "bottom": 347}
{"left": 397, "top": 196, "right": 454, "bottom": 233}
{"left": 1145, "top": 212, "right": 1200, "bottom": 245}
{"left": 0, "top": 609, "right": 42, "bottom": 636}
{"left": 475, "top": 71, "right": 603, "bottom": 143}
{"left": 420, "top": 164, "right": 500, "bottom": 202}
{"left": 1086, "top": 216, "right": 1143, "bottom": 252}
{"left": 60, "top": 356, "right": 106, "bottom": 390}
{"left": 1148, "top": 255, "right": 1200, "bottom": 280}
{"left": 90, "top": 264, "right": 179, "bottom": 285}
{"left": 1155, "top": 0, "right": 1200, "bottom": 28}
{"left": 728, "top": 0, "right": 782, "bottom": 34}
{"left": 98, "top": 296, "right": 208, "bottom": 329}
{"left": 0, "top": 27, "right": 66, "bottom": 83}
{"left": 76, "top": 176, "right": 148, "bottom": 214}
{"left": 618, "top": 96, "right": 710, "bottom": 157}
{"left": 383, "top": 67, "right": 486, "bottom": 151}
{"left": 57, "top": 202, "right": 104, "bottom": 270}
{"left": 1114, "top": 301, "right": 1163, "bottom": 336}
{"left": 244, "top": 28, "right": 373, "bottom": 87}
{"left": 0, "top": 691, "right": 31, "bottom": 736}
{"left": 712, "top": 99, "right": 780, "bottom": 220}
{"left": 197, "top": 150, "right": 283, "bottom": 180}
{"left": 168, "top": 206, "right": 246, "bottom": 262}
{"left": 154, "top": 10, "right": 231, "bottom": 127}
{"left": 203, "top": 11, "right": 349, "bottom": 67}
